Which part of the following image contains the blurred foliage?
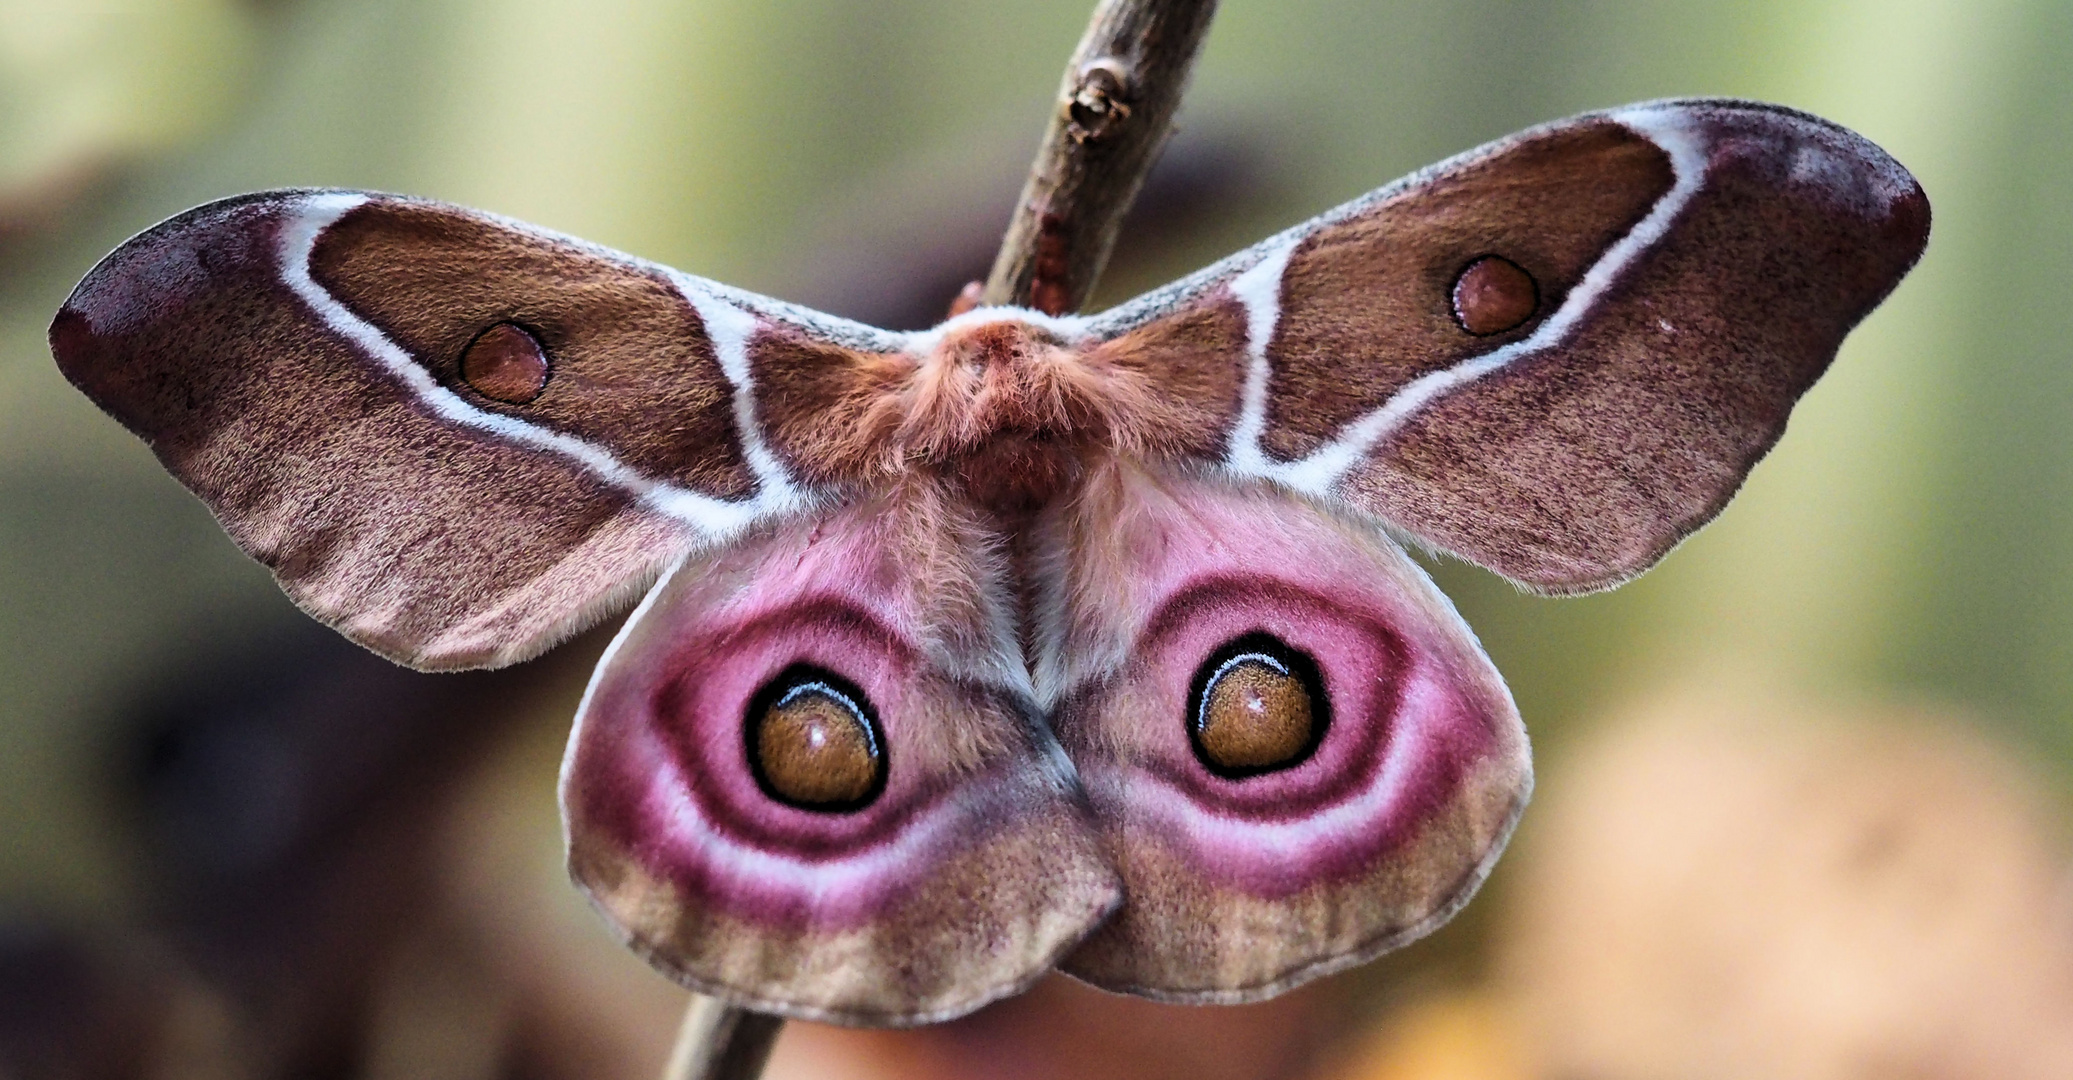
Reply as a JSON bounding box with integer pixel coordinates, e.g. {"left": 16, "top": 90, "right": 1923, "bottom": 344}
{"left": 0, "top": 0, "right": 256, "bottom": 219}
{"left": 1, "top": 0, "right": 2070, "bottom": 1073}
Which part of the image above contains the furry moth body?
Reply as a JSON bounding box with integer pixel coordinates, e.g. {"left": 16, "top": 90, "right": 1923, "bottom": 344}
{"left": 51, "top": 100, "right": 1927, "bottom": 1025}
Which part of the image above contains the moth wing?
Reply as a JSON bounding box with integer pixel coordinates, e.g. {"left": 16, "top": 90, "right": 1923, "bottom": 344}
{"left": 1085, "top": 98, "right": 1930, "bottom": 593}
{"left": 564, "top": 485, "right": 1121, "bottom": 1025}
{"left": 50, "top": 191, "right": 905, "bottom": 669}
{"left": 1031, "top": 464, "right": 1527, "bottom": 1000}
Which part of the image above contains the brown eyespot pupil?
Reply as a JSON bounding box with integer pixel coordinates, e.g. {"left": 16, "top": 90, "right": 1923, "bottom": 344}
{"left": 1450, "top": 255, "right": 1538, "bottom": 336}
{"left": 460, "top": 322, "right": 550, "bottom": 404}
{"left": 747, "top": 669, "right": 884, "bottom": 811}
{"left": 1189, "top": 635, "right": 1327, "bottom": 778}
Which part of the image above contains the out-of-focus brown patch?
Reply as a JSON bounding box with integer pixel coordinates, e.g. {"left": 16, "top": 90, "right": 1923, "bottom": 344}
{"left": 0, "top": 158, "right": 119, "bottom": 244}
{"left": 1500, "top": 686, "right": 2073, "bottom": 1080}
{"left": 428, "top": 680, "right": 689, "bottom": 1080}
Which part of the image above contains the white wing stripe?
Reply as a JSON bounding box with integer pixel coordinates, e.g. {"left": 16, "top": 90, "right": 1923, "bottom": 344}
{"left": 670, "top": 271, "right": 805, "bottom": 509}
{"left": 1222, "top": 237, "right": 1302, "bottom": 473}
{"left": 1219, "top": 106, "right": 1708, "bottom": 495}
{"left": 278, "top": 192, "right": 792, "bottom": 540}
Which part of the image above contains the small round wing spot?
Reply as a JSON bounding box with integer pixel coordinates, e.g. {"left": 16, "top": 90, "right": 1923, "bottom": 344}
{"left": 460, "top": 322, "right": 551, "bottom": 404}
{"left": 1450, "top": 255, "right": 1539, "bottom": 336}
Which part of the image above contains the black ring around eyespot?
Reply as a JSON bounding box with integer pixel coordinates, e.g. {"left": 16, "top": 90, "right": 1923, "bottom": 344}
{"left": 1186, "top": 631, "right": 1332, "bottom": 780}
{"left": 742, "top": 663, "right": 888, "bottom": 813}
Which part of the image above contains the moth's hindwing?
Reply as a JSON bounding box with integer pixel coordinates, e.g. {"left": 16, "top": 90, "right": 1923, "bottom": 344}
{"left": 563, "top": 484, "right": 1121, "bottom": 1026}
{"left": 1032, "top": 464, "right": 1529, "bottom": 1001}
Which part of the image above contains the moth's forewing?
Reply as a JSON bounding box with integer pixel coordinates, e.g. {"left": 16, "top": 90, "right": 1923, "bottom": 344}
{"left": 48, "top": 192, "right": 906, "bottom": 670}
{"left": 1088, "top": 99, "right": 1930, "bottom": 594}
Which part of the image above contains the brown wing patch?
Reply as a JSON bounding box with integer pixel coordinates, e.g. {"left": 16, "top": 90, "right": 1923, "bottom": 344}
{"left": 1262, "top": 121, "right": 1674, "bottom": 459}
{"left": 1340, "top": 103, "right": 1931, "bottom": 592}
{"left": 310, "top": 201, "right": 757, "bottom": 499}
{"left": 748, "top": 329, "right": 911, "bottom": 486}
{"left": 52, "top": 193, "right": 695, "bottom": 669}
{"left": 572, "top": 812, "right": 1116, "bottom": 1025}
{"left": 1088, "top": 293, "right": 1248, "bottom": 462}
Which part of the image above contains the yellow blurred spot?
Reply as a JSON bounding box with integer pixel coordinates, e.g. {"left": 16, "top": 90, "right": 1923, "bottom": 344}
{"left": 0, "top": 0, "right": 255, "bottom": 202}
{"left": 1320, "top": 991, "right": 1529, "bottom": 1080}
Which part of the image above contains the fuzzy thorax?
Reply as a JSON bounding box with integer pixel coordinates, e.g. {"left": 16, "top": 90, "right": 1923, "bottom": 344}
{"left": 820, "top": 316, "right": 1179, "bottom": 514}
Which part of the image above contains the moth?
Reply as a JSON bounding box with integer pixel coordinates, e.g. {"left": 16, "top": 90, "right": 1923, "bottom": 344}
{"left": 51, "top": 99, "right": 1926, "bottom": 1026}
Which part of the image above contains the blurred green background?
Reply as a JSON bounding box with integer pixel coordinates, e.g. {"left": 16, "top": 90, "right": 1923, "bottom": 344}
{"left": 2, "top": 1, "right": 2070, "bottom": 1078}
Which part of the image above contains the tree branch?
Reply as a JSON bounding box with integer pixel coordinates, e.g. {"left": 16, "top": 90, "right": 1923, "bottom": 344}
{"left": 660, "top": 3, "right": 1221, "bottom": 1078}
{"left": 980, "top": 0, "right": 1222, "bottom": 313}
{"left": 662, "top": 995, "right": 784, "bottom": 1080}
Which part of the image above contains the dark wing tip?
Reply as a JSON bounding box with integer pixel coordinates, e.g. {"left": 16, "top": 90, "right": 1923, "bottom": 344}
{"left": 1564, "top": 102, "right": 1931, "bottom": 592}
{"left": 1650, "top": 97, "right": 1931, "bottom": 271}
{"left": 46, "top": 304, "right": 98, "bottom": 384}
{"left": 1885, "top": 178, "right": 1933, "bottom": 269}
{"left": 51, "top": 192, "right": 300, "bottom": 393}
{"left": 50, "top": 188, "right": 384, "bottom": 354}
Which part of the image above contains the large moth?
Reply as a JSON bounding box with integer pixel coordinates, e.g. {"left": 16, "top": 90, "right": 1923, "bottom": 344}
{"left": 51, "top": 100, "right": 1926, "bottom": 1026}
